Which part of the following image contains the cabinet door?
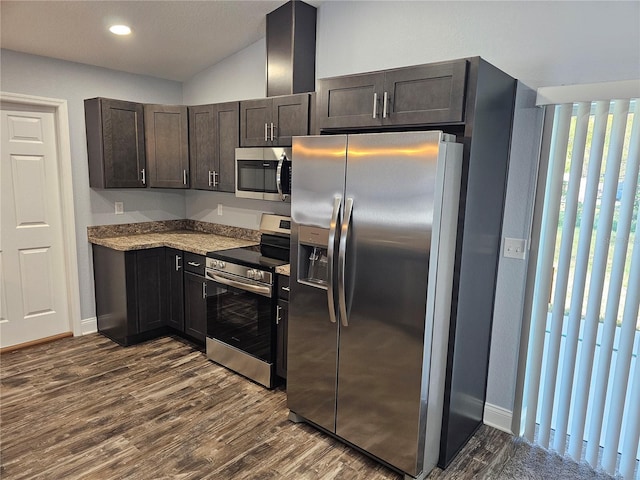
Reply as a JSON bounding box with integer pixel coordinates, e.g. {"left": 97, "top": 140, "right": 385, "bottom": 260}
{"left": 145, "top": 105, "right": 190, "bottom": 188}
{"left": 85, "top": 98, "right": 146, "bottom": 188}
{"left": 316, "top": 73, "right": 384, "bottom": 130}
{"left": 189, "top": 105, "right": 217, "bottom": 190}
{"left": 184, "top": 272, "right": 207, "bottom": 343}
{"left": 383, "top": 60, "right": 467, "bottom": 125}
{"left": 214, "top": 102, "right": 240, "bottom": 192}
{"left": 272, "top": 94, "right": 309, "bottom": 146}
{"left": 240, "top": 99, "right": 272, "bottom": 147}
{"left": 276, "top": 298, "right": 288, "bottom": 379}
{"left": 135, "top": 248, "right": 168, "bottom": 333}
{"left": 166, "top": 248, "right": 184, "bottom": 331}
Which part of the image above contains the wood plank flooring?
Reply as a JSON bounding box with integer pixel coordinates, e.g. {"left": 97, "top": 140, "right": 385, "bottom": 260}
{"left": 1, "top": 334, "right": 511, "bottom": 480}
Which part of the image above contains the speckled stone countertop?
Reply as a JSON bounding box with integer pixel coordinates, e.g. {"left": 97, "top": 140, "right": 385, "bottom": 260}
{"left": 275, "top": 264, "right": 290, "bottom": 276}
{"left": 88, "top": 220, "right": 259, "bottom": 256}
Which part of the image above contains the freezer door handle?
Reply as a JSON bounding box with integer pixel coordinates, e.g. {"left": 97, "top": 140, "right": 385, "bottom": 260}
{"left": 326, "top": 196, "right": 342, "bottom": 324}
{"left": 338, "top": 197, "right": 353, "bottom": 327}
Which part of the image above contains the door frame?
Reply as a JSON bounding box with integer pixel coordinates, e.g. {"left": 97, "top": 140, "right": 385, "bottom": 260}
{"left": 1, "top": 91, "right": 81, "bottom": 337}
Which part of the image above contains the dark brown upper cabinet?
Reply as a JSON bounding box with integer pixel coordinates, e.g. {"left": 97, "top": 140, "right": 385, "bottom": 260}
{"left": 144, "top": 105, "right": 190, "bottom": 188}
{"left": 188, "top": 102, "right": 239, "bottom": 192}
{"left": 240, "top": 93, "right": 310, "bottom": 147}
{"left": 85, "top": 98, "right": 146, "bottom": 188}
{"left": 317, "top": 60, "right": 468, "bottom": 131}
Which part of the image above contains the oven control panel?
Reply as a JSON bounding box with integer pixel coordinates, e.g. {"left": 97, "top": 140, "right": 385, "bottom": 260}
{"left": 206, "top": 258, "right": 273, "bottom": 285}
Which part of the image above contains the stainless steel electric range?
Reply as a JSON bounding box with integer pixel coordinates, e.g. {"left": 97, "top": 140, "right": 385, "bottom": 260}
{"left": 205, "top": 214, "right": 290, "bottom": 388}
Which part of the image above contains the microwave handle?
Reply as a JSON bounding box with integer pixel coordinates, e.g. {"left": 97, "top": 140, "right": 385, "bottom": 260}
{"left": 276, "top": 153, "right": 288, "bottom": 201}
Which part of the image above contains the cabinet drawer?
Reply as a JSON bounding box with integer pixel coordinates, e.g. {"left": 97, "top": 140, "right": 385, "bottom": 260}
{"left": 184, "top": 252, "right": 205, "bottom": 276}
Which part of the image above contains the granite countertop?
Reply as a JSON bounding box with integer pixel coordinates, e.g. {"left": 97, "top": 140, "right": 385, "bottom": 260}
{"left": 88, "top": 220, "right": 259, "bottom": 256}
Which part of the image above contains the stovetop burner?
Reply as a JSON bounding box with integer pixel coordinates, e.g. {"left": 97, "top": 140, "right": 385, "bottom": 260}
{"left": 206, "top": 214, "right": 291, "bottom": 271}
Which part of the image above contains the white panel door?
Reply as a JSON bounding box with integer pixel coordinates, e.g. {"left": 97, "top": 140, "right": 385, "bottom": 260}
{"left": 0, "top": 107, "right": 70, "bottom": 347}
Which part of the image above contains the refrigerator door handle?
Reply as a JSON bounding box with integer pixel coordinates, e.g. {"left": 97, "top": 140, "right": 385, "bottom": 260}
{"left": 338, "top": 197, "right": 353, "bottom": 327}
{"left": 326, "top": 196, "right": 342, "bottom": 324}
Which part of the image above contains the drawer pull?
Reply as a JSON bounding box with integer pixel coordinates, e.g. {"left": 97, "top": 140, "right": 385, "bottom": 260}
{"left": 282, "top": 286, "right": 290, "bottom": 292}
{"left": 188, "top": 261, "right": 201, "bottom": 267}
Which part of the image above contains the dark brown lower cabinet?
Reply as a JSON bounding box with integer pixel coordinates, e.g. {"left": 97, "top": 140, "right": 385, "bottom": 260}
{"left": 184, "top": 271, "right": 207, "bottom": 343}
{"left": 276, "top": 274, "right": 290, "bottom": 380}
{"left": 93, "top": 245, "right": 168, "bottom": 346}
{"left": 166, "top": 248, "right": 184, "bottom": 331}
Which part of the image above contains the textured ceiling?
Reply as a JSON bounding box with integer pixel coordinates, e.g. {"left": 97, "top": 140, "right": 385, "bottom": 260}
{"left": 0, "top": 1, "right": 317, "bottom": 82}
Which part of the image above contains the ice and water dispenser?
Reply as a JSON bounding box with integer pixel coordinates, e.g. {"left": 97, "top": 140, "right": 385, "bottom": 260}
{"left": 297, "top": 225, "right": 330, "bottom": 287}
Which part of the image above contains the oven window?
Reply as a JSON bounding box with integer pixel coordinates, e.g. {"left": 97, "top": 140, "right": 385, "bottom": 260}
{"left": 237, "top": 160, "right": 265, "bottom": 192}
{"left": 206, "top": 281, "right": 274, "bottom": 362}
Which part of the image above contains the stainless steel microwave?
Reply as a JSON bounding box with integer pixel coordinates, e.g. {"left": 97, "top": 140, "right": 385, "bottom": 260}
{"left": 235, "top": 147, "right": 292, "bottom": 202}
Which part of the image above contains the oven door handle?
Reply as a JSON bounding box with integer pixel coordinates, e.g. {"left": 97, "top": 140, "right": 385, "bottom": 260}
{"left": 206, "top": 270, "right": 272, "bottom": 298}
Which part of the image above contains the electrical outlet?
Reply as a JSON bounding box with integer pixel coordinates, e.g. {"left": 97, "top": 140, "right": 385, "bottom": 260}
{"left": 504, "top": 237, "right": 526, "bottom": 260}
{"left": 115, "top": 202, "right": 124, "bottom": 215}
{"left": 217, "top": 204, "right": 223, "bottom": 216}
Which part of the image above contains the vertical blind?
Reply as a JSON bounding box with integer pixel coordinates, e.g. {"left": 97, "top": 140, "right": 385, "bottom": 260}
{"left": 522, "top": 98, "right": 639, "bottom": 479}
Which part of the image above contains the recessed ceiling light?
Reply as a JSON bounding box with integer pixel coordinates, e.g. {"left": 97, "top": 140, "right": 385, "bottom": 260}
{"left": 109, "top": 25, "right": 131, "bottom": 36}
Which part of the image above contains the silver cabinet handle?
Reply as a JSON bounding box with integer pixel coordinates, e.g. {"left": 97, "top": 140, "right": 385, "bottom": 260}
{"left": 282, "top": 286, "right": 290, "bottom": 292}
{"left": 372, "top": 93, "right": 378, "bottom": 119}
{"left": 338, "top": 197, "right": 353, "bottom": 327}
{"left": 270, "top": 122, "right": 274, "bottom": 141}
{"left": 183, "top": 169, "right": 187, "bottom": 185}
{"left": 188, "top": 261, "right": 201, "bottom": 267}
{"left": 265, "top": 123, "right": 268, "bottom": 142}
{"left": 383, "top": 91, "right": 388, "bottom": 118}
{"left": 175, "top": 255, "right": 181, "bottom": 271}
{"left": 276, "top": 305, "right": 282, "bottom": 325}
{"left": 141, "top": 168, "right": 146, "bottom": 185}
{"left": 202, "top": 282, "right": 207, "bottom": 299}
{"left": 326, "top": 196, "right": 342, "bottom": 324}
{"left": 208, "top": 171, "right": 213, "bottom": 187}
{"left": 213, "top": 170, "right": 218, "bottom": 187}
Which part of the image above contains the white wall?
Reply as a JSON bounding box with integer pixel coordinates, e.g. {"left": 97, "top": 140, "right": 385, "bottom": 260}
{"left": 180, "top": 1, "right": 640, "bottom": 418}
{"left": 0, "top": 49, "right": 185, "bottom": 321}
{"left": 315, "top": 1, "right": 640, "bottom": 88}
{"left": 183, "top": 38, "right": 267, "bottom": 104}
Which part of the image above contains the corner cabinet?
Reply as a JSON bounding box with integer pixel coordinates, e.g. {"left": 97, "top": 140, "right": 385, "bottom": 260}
{"left": 92, "top": 245, "right": 168, "bottom": 346}
{"left": 189, "top": 102, "right": 239, "bottom": 192}
{"left": 84, "top": 98, "right": 146, "bottom": 188}
{"left": 144, "top": 105, "right": 190, "bottom": 188}
{"left": 240, "top": 93, "right": 310, "bottom": 147}
{"left": 316, "top": 60, "right": 467, "bottom": 130}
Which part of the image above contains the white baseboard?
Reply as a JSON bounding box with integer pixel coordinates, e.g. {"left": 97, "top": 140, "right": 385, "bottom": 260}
{"left": 80, "top": 317, "right": 97, "bottom": 335}
{"left": 484, "top": 403, "right": 513, "bottom": 434}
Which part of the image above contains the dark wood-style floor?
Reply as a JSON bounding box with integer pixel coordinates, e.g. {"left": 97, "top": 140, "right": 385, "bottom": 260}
{"left": 1, "top": 334, "right": 511, "bottom": 480}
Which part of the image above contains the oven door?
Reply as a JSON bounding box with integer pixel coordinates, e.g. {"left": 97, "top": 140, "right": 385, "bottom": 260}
{"left": 206, "top": 272, "right": 275, "bottom": 364}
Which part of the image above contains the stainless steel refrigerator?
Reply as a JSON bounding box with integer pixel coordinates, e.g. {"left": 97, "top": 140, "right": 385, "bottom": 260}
{"left": 288, "top": 131, "right": 463, "bottom": 479}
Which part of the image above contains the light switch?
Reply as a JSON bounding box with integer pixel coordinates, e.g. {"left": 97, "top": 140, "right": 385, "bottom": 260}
{"left": 115, "top": 202, "right": 124, "bottom": 215}
{"left": 504, "top": 237, "right": 527, "bottom": 260}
